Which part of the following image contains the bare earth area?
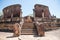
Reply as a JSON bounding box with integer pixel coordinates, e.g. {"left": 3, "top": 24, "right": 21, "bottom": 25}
{"left": 0, "top": 29, "right": 60, "bottom": 40}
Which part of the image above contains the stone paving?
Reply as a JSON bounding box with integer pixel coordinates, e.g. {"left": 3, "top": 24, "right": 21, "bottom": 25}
{"left": 0, "top": 29, "right": 60, "bottom": 40}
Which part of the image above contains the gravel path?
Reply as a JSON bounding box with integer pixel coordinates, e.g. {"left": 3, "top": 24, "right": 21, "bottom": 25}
{"left": 0, "top": 29, "right": 60, "bottom": 40}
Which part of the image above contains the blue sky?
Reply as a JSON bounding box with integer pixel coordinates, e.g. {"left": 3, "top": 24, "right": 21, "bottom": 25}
{"left": 0, "top": 0, "right": 60, "bottom": 18}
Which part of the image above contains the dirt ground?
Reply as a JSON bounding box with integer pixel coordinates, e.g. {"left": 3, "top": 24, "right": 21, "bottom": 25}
{"left": 0, "top": 28, "right": 60, "bottom": 40}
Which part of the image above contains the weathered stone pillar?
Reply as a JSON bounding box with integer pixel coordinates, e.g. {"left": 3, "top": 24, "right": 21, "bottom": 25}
{"left": 13, "top": 23, "right": 21, "bottom": 37}
{"left": 36, "top": 22, "right": 45, "bottom": 36}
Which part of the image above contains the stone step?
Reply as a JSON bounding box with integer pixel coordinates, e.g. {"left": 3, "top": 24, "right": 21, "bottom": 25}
{"left": 22, "top": 23, "right": 35, "bottom": 29}
{"left": 21, "top": 29, "right": 37, "bottom": 35}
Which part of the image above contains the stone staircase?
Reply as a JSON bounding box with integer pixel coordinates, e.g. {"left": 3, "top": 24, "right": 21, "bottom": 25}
{"left": 21, "top": 23, "right": 37, "bottom": 35}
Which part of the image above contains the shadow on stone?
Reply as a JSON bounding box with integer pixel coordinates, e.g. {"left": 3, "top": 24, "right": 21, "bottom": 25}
{"left": 6, "top": 36, "right": 18, "bottom": 38}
